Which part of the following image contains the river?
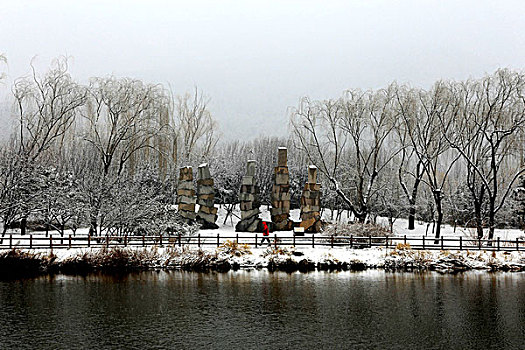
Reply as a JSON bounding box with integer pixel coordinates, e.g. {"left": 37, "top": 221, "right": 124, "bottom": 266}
{"left": 0, "top": 270, "right": 523, "bottom": 349}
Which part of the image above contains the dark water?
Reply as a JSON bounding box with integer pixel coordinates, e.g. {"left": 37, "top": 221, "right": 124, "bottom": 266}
{"left": 0, "top": 271, "right": 524, "bottom": 350}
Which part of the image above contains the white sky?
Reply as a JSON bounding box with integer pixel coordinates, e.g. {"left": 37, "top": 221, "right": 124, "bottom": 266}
{"left": 1, "top": 0, "right": 525, "bottom": 139}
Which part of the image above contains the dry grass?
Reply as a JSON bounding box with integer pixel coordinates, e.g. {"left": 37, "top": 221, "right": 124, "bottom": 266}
{"left": 395, "top": 243, "right": 412, "bottom": 250}
{"left": 218, "top": 240, "right": 252, "bottom": 257}
{"left": 0, "top": 249, "right": 56, "bottom": 278}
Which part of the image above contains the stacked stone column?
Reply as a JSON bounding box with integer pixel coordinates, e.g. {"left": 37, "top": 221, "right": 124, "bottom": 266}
{"left": 300, "top": 165, "right": 322, "bottom": 232}
{"left": 196, "top": 163, "right": 219, "bottom": 229}
{"left": 271, "top": 147, "right": 293, "bottom": 230}
{"left": 177, "top": 166, "right": 196, "bottom": 223}
{"left": 235, "top": 160, "right": 262, "bottom": 232}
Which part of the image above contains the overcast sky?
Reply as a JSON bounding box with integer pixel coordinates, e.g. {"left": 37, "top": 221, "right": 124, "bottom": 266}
{"left": 1, "top": 0, "right": 525, "bottom": 139}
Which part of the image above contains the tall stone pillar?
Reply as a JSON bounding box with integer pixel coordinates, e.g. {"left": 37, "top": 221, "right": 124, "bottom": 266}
{"left": 235, "top": 160, "right": 262, "bottom": 232}
{"left": 271, "top": 147, "right": 293, "bottom": 230}
{"left": 177, "top": 166, "right": 196, "bottom": 223}
{"left": 196, "top": 163, "right": 219, "bottom": 229}
{"left": 300, "top": 165, "right": 322, "bottom": 232}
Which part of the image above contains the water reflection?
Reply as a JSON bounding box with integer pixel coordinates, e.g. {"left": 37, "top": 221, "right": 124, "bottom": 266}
{"left": 0, "top": 271, "right": 523, "bottom": 349}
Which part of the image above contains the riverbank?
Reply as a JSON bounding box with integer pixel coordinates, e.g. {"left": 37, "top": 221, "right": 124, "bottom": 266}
{"left": 1, "top": 243, "right": 524, "bottom": 278}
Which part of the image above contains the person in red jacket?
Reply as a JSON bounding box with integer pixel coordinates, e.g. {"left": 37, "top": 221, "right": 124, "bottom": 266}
{"left": 261, "top": 221, "right": 270, "bottom": 245}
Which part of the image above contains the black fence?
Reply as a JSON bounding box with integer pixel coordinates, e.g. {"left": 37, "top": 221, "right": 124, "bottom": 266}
{"left": 0, "top": 233, "right": 523, "bottom": 252}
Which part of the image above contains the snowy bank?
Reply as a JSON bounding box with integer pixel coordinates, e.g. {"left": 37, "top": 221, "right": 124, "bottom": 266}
{"left": 1, "top": 244, "right": 524, "bottom": 278}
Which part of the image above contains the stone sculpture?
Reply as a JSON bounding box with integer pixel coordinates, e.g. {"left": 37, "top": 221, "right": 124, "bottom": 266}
{"left": 271, "top": 147, "right": 293, "bottom": 230}
{"left": 196, "top": 163, "right": 219, "bottom": 229}
{"left": 235, "top": 160, "right": 263, "bottom": 232}
{"left": 300, "top": 165, "right": 323, "bottom": 232}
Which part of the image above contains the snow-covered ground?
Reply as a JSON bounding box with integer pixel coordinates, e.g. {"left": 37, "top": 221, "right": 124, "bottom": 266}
{"left": 1, "top": 205, "right": 524, "bottom": 250}
{"left": 1, "top": 205, "right": 524, "bottom": 248}
{"left": 1, "top": 205, "right": 524, "bottom": 273}
{"left": 8, "top": 242, "right": 523, "bottom": 274}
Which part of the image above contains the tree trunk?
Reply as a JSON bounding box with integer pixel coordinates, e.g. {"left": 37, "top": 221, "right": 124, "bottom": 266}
{"left": 89, "top": 216, "right": 97, "bottom": 236}
{"left": 433, "top": 191, "right": 442, "bottom": 244}
{"left": 408, "top": 206, "right": 416, "bottom": 230}
{"left": 474, "top": 201, "right": 484, "bottom": 239}
{"left": 0, "top": 220, "right": 7, "bottom": 244}
{"left": 408, "top": 175, "right": 421, "bottom": 230}
{"left": 487, "top": 197, "right": 496, "bottom": 242}
{"left": 20, "top": 217, "right": 27, "bottom": 236}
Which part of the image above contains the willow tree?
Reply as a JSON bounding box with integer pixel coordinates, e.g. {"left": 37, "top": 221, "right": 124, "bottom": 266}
{"left": 169, "top": 88, "right": 219, "bottom": 166}
{"left": 11, "top": 57, "right": 86, "bottom": 234}
{"left": 398, "top": 82, "right": 461, "bottom": 242}
{"left": 82, "top": 76, "right": 167, "bottom": 234}
{"left": 443, "top": 69, "right": 525, "bottom": 240}
{"left": 290, "top": 85, "right": 399, "bottom": 223}
{"left": 13, "top": 57, "right": 86, "bottom": 162}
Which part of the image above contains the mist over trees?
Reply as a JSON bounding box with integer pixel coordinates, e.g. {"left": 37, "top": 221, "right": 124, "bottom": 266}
{"left": 0, "top": 57, "right": 523, "bottom": 239}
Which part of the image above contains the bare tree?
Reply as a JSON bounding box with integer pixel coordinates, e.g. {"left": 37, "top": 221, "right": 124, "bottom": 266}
{"left": 290, "top": 86, "right": 399, "bottom": 222}
{"left": 13, "top": 57, "right": 86, "bottom": 162}
{"left": 443, "top": 70, "right": 525, "bottom": 240}
{"left": 9, "top": 58, "right": 86, "bottom": 234}
{"left": 394, "top": 86, "right": 428, "bottom": 230}
{"left": 398, "top": 83, "right": 461, "bottom": 241}
{"left": 82, "top": 76, "right": 168, "bottom": 234}
{"left": 84, "top": 76, "right": 166, "bottom": 176}
{"left": 170, "top": 88, "right": 219, "bottom": 165}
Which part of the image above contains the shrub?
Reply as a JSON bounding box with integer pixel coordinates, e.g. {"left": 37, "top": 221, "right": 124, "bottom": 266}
{"left": 323, "top": 222, "right": 390, "bottom": 237}
{"left": 218, "top": 240, "right": 252, "bottom": 257}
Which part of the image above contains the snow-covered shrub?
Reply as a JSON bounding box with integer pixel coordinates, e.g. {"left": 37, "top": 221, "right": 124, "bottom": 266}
{"left": 323, "top": 222, "right": 390, "bottom": 237}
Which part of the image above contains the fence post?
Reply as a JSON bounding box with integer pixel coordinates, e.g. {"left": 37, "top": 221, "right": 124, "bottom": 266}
{"left": 369, "top": 235, "right": 372, "bottom": 247}
{"left": 293, "top": 234, "right": 295, "bottom": 247}
{"left": 312, "top": 234, "right": 315, "bottom": 248}
{"left": 385, "top": 236, "right": 389, "bottom": 249}
{"left": 497, "top": 237, "right": 500, "bottom": 251}
{"left": 350, "top": 235, "right": 353, "bottom": 248}
{"left": 30, "top": 234, "right": 33, "bottom": 249}
{"left": 69, "top": 234, "right": 72, "bottom": 249}
{"left": 50, "top": 235, "right": 53, "bottom": 250}
{"left": 255, "top": 234, "right": 258, "bottom": 248}
{"left": 422, "top": 236, "right": 425, "bottom": 250}
{"left": 517, "top": 238, "right": 519, "bottom": 251}
{"left": 236, "top": 234, "right": 239, "bottom": 244}
{"left": 88, "top": 234, "right": 91, "bottom": 248}
{"left": 331, "top": 235, "right": 334, "bottom": 248}
{"left": 478, "top": 238, "right": 481, "bottom": 250}
{"left": 178, "top": 233, "right": 182, "bottom": 247}
{"left": 198, "top": 234, "right": 201, "bottom": 248}
{"left": 124, "top": 235, "right": 127, "bottom": 247}
{"left": 9, "top": 234, "right": 12, "bottom": 249}
{"left": 142, "top": 235, "right": 145, "bottom": 247}
{"left": 274, "top": 234, "right": 277, "bottom": 249}
{"left": 404, "top": 235, "right": 406, "bottom": 246}
{"left": 459, "top": 236, "right": 462, "bottom": 250}
{"left": 160, "top": 235, "right": 163, "bottom": 247}
{"left": 217, "top": 233, "right": 220, "bottom": 247}
{"left": 106, "top": 235, "right": 109, "bottom": 249}
{"left": 441, "top": 236, "right": 443, "bottom": 250}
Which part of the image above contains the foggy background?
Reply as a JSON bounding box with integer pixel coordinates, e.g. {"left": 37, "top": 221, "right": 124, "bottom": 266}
{"left": 1, "top": 0, "right": 525, "bottom": 140}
